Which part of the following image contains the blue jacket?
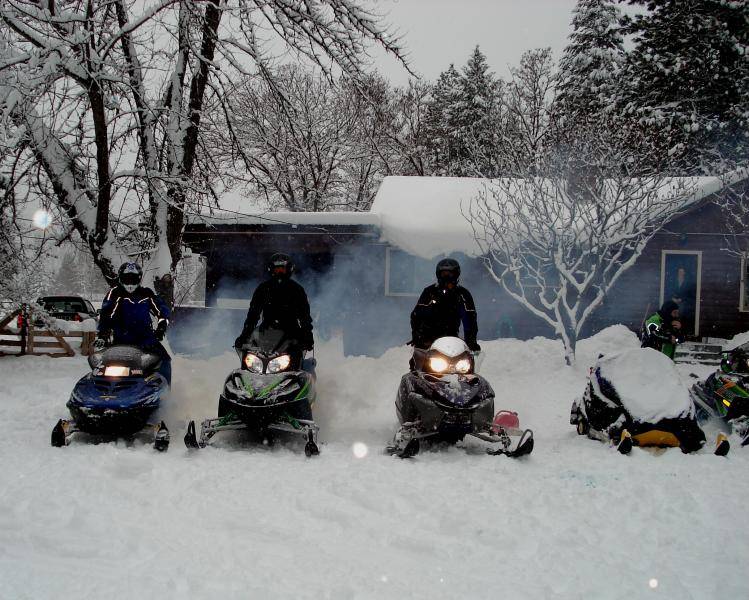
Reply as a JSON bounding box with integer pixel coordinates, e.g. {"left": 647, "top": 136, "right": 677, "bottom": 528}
{"left": 98, "top": 285, "right": 170, "bottom": 347}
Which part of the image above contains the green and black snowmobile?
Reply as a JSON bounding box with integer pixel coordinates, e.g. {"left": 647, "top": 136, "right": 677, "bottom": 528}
{"left": 690, "top": 342, "right": 749, "bottom": 447}
{"left": 184, "top": 326, "right": 319, "bottom": 455}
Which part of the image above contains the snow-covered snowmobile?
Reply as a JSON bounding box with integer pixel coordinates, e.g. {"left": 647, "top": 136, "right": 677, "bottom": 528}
{"left": 387, "top": 337, "right": 534, "bottom": 459}
{"left": 183, "top": 326, "right": 319, "bottom": 456}
{"left": 51, "top": 345, "right": 170, "bottom": 450}
{"left": 571, "top": 347, "right": 728, "bottom": 455}
{"left": 690, "top": 342, "right": 749, "bottom": 447}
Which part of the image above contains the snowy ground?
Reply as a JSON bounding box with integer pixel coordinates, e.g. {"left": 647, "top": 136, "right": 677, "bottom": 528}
{"left": 0, "top": 326, "right": 747, "bottom": 600}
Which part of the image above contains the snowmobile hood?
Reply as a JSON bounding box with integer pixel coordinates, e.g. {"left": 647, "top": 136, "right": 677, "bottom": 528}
{"left": 594, "top": 348, "right": 694, "bottom": 422}
{"left": 223, "top": 369, "right": 313, "bottom": 407}
{"left": 69, "top": 372, "right": 166, "bottom": 411}
{"left": 411, "top": 370, "right": 490, "bottom": 408}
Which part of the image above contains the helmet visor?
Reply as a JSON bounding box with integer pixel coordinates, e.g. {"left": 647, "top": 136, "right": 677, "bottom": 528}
{"left": 120, "top": 272, "right": 141, "bottom": 286}
{"left": 437, "top": 270, "right": 458, "bottom": 283}
{"left": 272, "top": 265, "right": 288, "bottom": 276}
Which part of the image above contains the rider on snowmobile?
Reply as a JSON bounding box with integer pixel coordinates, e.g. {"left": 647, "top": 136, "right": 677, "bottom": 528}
{"left": 410, "top": 258, "right": 480, "bottom": 353}
{"left": 641, "top": 300, "right": 683, "bottom": 360}
{"left": 234, "top": 253, "right": 314, "bottom": 367}
{"left": 96, "top": 262, "right": 171, "bottom": 381}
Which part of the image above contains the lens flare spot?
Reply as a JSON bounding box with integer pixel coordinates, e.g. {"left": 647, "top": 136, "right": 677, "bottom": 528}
{"left": 380, "top": 575, "right": 388, "bottom": 583}
{"left": 352, "top": 442, "right": 368, "bottom": 458}
{"left": 649, "top": 579, "right": 658, "bottom": 589}
{"left": 32, "top": 208, "right": 53, "bottom": 229}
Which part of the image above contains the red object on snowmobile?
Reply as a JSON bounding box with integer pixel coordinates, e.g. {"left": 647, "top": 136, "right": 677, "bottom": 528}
{"left": 491, "top": 410, "right": 520, "bottom": 434}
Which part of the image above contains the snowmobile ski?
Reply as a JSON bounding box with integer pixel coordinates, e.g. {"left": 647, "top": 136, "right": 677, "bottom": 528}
{"left": 617, "top": 429, "right": 633, "bottom": 455}
{"left": 714, "top": 432, "right": 730, "bottom": 456}
{"left": 52, "top": 417, "right": 169, "bottom": 450}
{"left": 153, "top": 421, "right": 170, "bottom": 452}
{"left": 184, "top": 415, "right": 320, "bottom": 455}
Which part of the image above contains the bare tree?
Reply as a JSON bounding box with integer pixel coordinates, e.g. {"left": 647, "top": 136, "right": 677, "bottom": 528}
{"left": 716, "top": 173, "right": 749, "bottom": 257}
{"left": 0, "top": 0, "right": 407, "bottom": 304}
{"left": 499, "top": 48, "right": 557, "bottom": 174}
{"left": 468, "top": 119, "right": 698, "bottom": 365}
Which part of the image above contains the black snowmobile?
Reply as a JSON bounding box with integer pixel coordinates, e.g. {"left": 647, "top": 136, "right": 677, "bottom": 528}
{"left": 571, "top": 348, "right": 728, "bottom": 455}
{"left": 184, "top": 326, "right": 319, "bottom": 456}
{"left": 52, "top": 345, "right": 170, "bottom": 450}
{"left": 387, "top": 336, "right": 534, "bottom": 459}
{"left": 690, "top": 342, "right": 749, "bottom": 447}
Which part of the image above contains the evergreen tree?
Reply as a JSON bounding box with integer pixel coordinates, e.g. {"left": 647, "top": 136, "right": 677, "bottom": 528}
{"left": 557, "top": 0, "right": 624, "bottom": 123}
{"left": 424, "top": 64, "right": 463, "bottom": 174}
{"left": 455, "top": 46, "right": 502, "bottom": 176}
{"left": 621, "top": 0, "right": 749, "bottom": 172}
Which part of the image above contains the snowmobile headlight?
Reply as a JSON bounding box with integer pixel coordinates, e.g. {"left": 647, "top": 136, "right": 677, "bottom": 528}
{"left": 428, "top": 356, "right": 449, "bottom": 373}
{"left": 243, "top": 353, "right": 263, "bottom": 373}
{"left": 454, "top": 358, "right": 472, "bottom": 374}
{"left": 104, "top": 365, "right": 130, "bottom": 377}
{"left": 267, "top": 354, "right": 291, "bottom": 373}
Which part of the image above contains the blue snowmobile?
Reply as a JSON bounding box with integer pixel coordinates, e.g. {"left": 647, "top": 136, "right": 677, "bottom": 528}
{"left": 51, "top": 345, "right": 170, "bottom": 450}
{"left": 183, "top": 326, "right": 319, "bottom": 456}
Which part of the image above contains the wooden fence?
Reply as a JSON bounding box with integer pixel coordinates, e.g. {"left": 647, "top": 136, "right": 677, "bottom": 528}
{"left": 0, "top": 308, "right": 96, "bottom": 358}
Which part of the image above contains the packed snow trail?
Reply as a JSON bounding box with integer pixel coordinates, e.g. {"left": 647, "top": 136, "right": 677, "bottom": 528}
{"left": 0, "top": 326, "right": 747, "bottom": 599}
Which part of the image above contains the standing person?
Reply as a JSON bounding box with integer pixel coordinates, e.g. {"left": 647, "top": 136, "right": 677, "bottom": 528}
{"left": 96, "top": 262, "right": 171, "bottom": 381}
{"left": 641, "top": 300, "right": 683, "bottom": 360}
{"left": 234, "top": 253, "right": 314, "bottom": 364}
{"left": 410, "top": 258, "right": 480, "bottom": 352}
{"left": 667, "top": 266, "right": 696, "bottom": 335}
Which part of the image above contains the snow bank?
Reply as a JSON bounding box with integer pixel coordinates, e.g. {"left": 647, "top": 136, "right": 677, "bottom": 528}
{"left": 727, "top": 329, "right": 749, "bottom": 351}
{"left": 597, "top": 347, "right": 693, "bottom": 422}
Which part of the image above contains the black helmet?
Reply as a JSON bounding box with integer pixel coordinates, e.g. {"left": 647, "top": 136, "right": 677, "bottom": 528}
{"left": 658, "top": 300, "right": 679, "bottom": 320}
{"left": 436, "top": 258, "right": 460, "bottom": 287}
{"left": 118, "top": 262, "right": 143, "bottom": 293}
{"left": 267, "top": 253, "right": 294, "bottom": 280}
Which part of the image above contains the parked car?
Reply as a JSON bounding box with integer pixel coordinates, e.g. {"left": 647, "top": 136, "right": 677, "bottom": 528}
{"left": 34, "top": 296, "right": 99, "bottom": 324}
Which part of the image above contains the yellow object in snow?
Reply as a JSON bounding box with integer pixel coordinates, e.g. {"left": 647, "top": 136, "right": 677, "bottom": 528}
{"left": 632, "top": 430, "right": 681, "bottom": 448}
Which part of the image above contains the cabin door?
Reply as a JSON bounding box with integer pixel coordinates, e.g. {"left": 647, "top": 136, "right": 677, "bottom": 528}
{"left": 660, "top": 250, "right": 702, "bottom": 337}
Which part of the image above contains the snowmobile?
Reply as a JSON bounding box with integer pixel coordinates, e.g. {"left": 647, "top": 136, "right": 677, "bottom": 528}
{"left": 387, "top": 336, "right": 534, "bottom": 459}
{"left": 690, "top": 342, "right": 749, "bottom": 447}
{"left": 570, "top": 347, "right": 728, "bottom": 456}
{"left": 183, "top": 326, "right": 319, "bottom": 456}
{"left": 51, "top": 345, "right": 170, "bottom": 450}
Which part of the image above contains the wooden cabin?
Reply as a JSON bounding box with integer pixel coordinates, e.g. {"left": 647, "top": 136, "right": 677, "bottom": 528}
{"left": 179, "top": 175, "right": 748, "bottom": 356}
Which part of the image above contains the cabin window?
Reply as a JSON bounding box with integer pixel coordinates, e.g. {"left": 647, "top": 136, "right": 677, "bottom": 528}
{"left": 741, "top": 254, "right": 749, "bottom": 312}
{"left": 385, "top": 248, "right": 434, "bottom": 296}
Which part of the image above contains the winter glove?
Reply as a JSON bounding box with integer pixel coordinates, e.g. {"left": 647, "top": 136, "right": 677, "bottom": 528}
{"left": 234, "top": 335, "right": 246, "bottom": 350}
{"left": 93, "top": 337, "right": 107, "bottom": 352}
{"left": 467, "top": 340, "right": 481, "bottom": 352}
{"left": 155, "top": 319, "right": 168, "bottom": 341}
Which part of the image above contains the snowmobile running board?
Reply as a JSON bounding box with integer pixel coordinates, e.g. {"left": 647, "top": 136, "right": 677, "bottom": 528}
{"left": 184, "top": 417, "right": 320, "bottom": 456}
{"left": 387, "top": 426, "right": 534, "bottom": 459}
{"left": 51, "top": 419, "right": 170, "bottom": 451}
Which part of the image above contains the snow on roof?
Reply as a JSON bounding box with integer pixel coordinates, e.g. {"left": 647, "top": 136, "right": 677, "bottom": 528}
{"left": 370, "top": 176, "right": 489, "bottom": 259}
{"left": 370, "top": 170, "right": 748, "bottom": 260}
{"left": 191, "top": 210, "right": 381, "bottom": 228}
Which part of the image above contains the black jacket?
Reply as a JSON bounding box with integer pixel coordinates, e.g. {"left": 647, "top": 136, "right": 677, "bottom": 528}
{"left": 410, "top": 283, "right": 478, "bottom": 349}
{"left": 238, "top": 278, "right": 313, "bottom": 348}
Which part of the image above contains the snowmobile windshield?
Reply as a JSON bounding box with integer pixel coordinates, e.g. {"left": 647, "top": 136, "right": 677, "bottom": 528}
{"left": 246, "top": 326, "right": 296, "bottom": 357}
{"left": 89, "top": 345, "right": 160, "bottom": 374}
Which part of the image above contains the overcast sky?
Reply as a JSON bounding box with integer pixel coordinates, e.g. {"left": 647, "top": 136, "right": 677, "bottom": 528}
{"left": 368, "top": 0, "right": 580, "bottom": 85}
